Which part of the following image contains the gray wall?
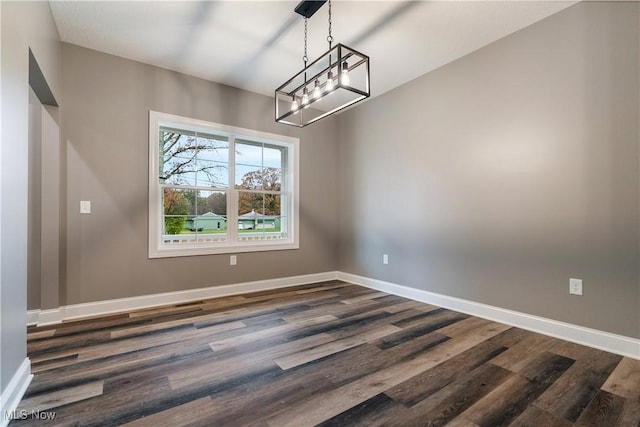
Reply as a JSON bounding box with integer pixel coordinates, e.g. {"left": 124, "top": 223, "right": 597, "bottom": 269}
{"left": 27, "top": 101, "right": 61, "bottom": 313}
{"left": 61, "top": 44, "right": 339, "bottom": 305}
{"left": 338, "top": 1, "right": 640, "bottom": 338}
{"left": 28, "top": 87, "right": 43, "bottom": 311}
{"left": 1, "top": 0, "right": 60, "bottom": 393}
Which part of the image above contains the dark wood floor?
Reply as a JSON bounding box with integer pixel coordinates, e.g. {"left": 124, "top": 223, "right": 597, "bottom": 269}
{"left": 11, "top": 281, "right": 640, "bottom": 426}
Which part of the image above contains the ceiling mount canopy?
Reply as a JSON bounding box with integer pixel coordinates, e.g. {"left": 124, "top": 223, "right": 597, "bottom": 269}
{"left": 294, "top": 0, "right": 327, "bottom": 19}
{"left": 275, "top": 0, "right": 370, "bottom": 128}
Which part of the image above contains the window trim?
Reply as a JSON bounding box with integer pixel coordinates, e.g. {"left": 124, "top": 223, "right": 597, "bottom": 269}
{"left": 148, "top": 111, "right": 299, "bottom": 258}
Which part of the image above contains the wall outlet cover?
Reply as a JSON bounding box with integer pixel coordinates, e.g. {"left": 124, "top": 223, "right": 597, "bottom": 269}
{"left": 569, "top": 278, "right": 583, "bottom": 296}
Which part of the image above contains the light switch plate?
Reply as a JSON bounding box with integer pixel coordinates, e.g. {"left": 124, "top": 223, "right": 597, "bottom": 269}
{"left": 80, "top": 200, "right": 91, "bottom": 214}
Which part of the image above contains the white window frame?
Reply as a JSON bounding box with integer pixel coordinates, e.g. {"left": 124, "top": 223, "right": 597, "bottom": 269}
{"left": 148, "top": 111, "right": 299, "bottom": 258}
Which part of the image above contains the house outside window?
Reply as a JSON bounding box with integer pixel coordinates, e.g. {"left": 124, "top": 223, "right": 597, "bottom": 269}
{"left": 148, "top": 111, "right": 299, "bottom": 258}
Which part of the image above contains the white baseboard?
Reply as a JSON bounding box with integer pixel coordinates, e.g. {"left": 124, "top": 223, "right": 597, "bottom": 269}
{"left": 28, "top": 271, "right": 339, "bottom": 325}
{"left": 38, "top": 308, "right": 63, "bottom": 326}
{"left": 26, "top": 310, "right": 39, "bottom": 327}
{"left": 26, "top": 308, "right": 65, "bottom": 326}
{"left": 337, "top": 272, "right": 640, "bottom": 360}
{"left": 0, "top": 358, "right": 32, "bottom": 427}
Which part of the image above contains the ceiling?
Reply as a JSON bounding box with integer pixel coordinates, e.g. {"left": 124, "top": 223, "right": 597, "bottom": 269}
{"left": 49, "top": 1, "right": 577, "bottom": 100}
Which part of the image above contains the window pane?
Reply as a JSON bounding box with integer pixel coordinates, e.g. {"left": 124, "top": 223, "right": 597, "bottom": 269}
{"left": 196, "top": 190, "right": 226, "bottom": 216}
{"left": 162, "top": 188, "right": 228, "bottom": 244}
{"left": 238, "top": 192, "right": 263, "bottom": 217}
{"left": 235, "top": 141, "right": 263, "bottom": 167}
{"left": 237, "top": 192, "right": 285, "bottom": 241}
{"left": 192, "top": 190, "right": 227, "bottom": 243}
{"left": 160, "top": 130, "right": 229, "bottom": 186}
{"left": 264, "top": 193, "right": 280, "bottom": 216}
{"left": 263, "top": 167, "right": 281, "bottom": 191}
{"left": 160, "top": 131, "right": 199, "bottom": 184}
{"left": 235, "top": 167, "right": 282, "bottom": 190}
{"left": 197, "top": 160, "right": 228, "bottom": 187}
{"left": 263, "top": 145, "right": 284, "bottom": 169}
{"left": 196, "top": 135, "right": 229, "bottom": 163}
{"left": 163, "top": 188, "right": 195, "bottom": 236}
{"left": 235, "top": 164, "right": 263, "bottom": 189}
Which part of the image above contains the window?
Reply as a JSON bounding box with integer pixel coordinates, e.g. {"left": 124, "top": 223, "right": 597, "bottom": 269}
{"left": 148, "top": 111, "right": 299, "bottom": 258}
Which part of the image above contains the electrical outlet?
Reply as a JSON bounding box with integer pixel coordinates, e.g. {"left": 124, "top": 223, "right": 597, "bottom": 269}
{"left": 230, "top": 255, "right": 237, "bottom": 266}
{"left": 383, "top": 254, "right": 389, "bottom": 265}
{"left": 569, "top": 278, "right": 583, "bottom": 295}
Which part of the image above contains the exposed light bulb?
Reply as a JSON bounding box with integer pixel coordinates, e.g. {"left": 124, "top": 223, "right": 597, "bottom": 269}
{"left": 341, "top": 61, "right": 350, "bottom": 86}
{"left": 301, "top": 88, "right": 309, "bottom": 106}
{"left": 313, "top": 80, "right": 322, "bottom": 99}
{"left": 326, "top": 71, "right": 335, "bottom": 91}
{"left": 290, "top": 96, "right": 299, "bottom": 112}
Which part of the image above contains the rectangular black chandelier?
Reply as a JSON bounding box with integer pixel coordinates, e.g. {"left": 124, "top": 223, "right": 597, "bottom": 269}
{"left": 275, "top": 0, "right": 370, "bottom": 128}
{"left": 275, "top": 44, "right": 370, "bottom": 127}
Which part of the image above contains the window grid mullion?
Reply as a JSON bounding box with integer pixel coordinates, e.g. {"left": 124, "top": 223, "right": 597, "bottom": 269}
{"left": 228, "top": 135, "right": 238, "bottom": 244}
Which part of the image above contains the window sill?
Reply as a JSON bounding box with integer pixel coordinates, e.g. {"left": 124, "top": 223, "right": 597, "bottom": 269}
{"left": 148, "top": 241, "right": 299, "bottom": 259}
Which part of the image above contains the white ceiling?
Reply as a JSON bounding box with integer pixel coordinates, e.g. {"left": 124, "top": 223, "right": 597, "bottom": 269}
{"left": 49, "top": 1, "right": 577, "bottom": 99}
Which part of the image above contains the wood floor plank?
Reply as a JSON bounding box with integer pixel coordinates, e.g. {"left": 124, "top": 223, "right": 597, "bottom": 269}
{"left": 533, "top": 350, "right": 622, "bottom": 422}
{"left": 373, "top": 310, "right": 468, "bottom": 350}
{"left": 30, "top": 354, "right": 80, "bottom": 374}
{"left": 280, "top": 299, "right": 377, "bottom": 322}
{"left": 49, "top": 376, "right": 172, "bottom": 426}
{"left": 205, "top": 369, "right": 336, "bottom": 426}
{"left": 322, "top": 332, "right": 450, "bottom": 387}
{"left": 28, "top": 330, "right": 112, "bottom": 357}
{"left": 574, "top": 390, "right": 625, "bottom": 426}
{"left": 316, "top": 393, "right": 407, "bottom": 427}
{"left": 294, "top": 282, "right": 351, "bottom": 294}
{"left": 382, "top": 300, "right": 440, "bottom": 314}
{"left": 274, "top": 324, "right": 401, "bottom": 370}
{"left": 208, "top": 314, "right": 335, "bottom": 351}
{"left": 18, "top": 380, "right": 104, "bottom": 413}
{"left": 444, "top": 417, "right": 482, "bottom": 427}
{"left": 385, "top": 339, "right": 508, "bottom": 406}
{"left": 461, "top": 352, "right": 574, "bottom": 427}
{"left": 389, "top": 307, "right": 454, "bottom": 329}
{"left": 26, "top": 329, "right": 56, "bottom": 340}
{"left": 602, "top": 357, "right": 640, "bottom": 399}
{"left": 120, "top": 397, "right": 219, "bottom": 427}
{"left": 490, "top": 332, "right": 562, "bottom": 373}
{"left": 127, "top": 304, "right": 203, "bottom": 319}
{"left": 399, "top": 363, "right": 513, "bottom": 427}
{"left": 436, "top": 316, "right": 493, "bottom": 337}
{"left": 340, "top": 291, "right": 389, "bottom": 304}
{"left": 508, "top": 405, "right": 573, "bottom": 427}
{"left": 616, "top": 396, "right": 640, "bottom": 427}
